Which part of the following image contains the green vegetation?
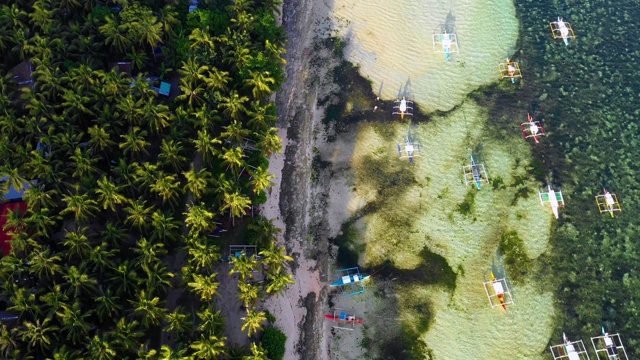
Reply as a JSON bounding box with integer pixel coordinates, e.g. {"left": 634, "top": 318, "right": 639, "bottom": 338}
{"left": 498, "top": 230, "right": 532, "bottom": 283}
{"left": 0, "top": 0, "right": 291, "bottom": 358}
{"left": 260, "top": 326, "right": 286, "bottom": 360}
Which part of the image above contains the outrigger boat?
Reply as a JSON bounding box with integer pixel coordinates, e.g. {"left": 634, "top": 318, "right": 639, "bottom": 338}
{"left": 324, "top": 313, "right": 364, "bottom": 324}
{"left": 397, "top": 135, "right": 421, "bottom": 163}
{"left": 324, "top": 309, "right": 363, "bottom": 331}
{"left": 392, "top": 96, "right": 414, "bottom": 120}
{"left": 539, "top": 185, "right": 565, "bottom": 219}
{"left": 330, "top": 267, "right": 370, "bottom": 296}
{"left": 483, "top": 272, "right": 514, "bottom": 310}
{"left": 521, "top": 113, "right": 546, "bottom": 143}
{"left": 433, "top": 31, "right": 459, "bottom": 60}
{"left": 591, "top": 327, "right": 628, "bottom": 359}
{"left": 463, "top": 155, "right": 489, "bottom": 190}
{"left": 550, "top": 17, "right": 576, "bottom": 46}
{"left": 550, "top": 333, "right": 590, "bottom": 360}
{"left": 499, "top": 58, "right": 522, "bottom": 83}
{"left": 595, "top": 189, "right": 622, "bottom": 218}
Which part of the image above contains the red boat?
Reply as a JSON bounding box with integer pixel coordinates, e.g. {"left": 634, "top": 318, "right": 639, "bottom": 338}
{"left": 324, "top": 312, "right": 364, "bottom": 324}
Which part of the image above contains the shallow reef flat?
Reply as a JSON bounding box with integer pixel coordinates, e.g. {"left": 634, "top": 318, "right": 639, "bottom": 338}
{"left": 332, "top": 0, "right": 519, "bottom": 111}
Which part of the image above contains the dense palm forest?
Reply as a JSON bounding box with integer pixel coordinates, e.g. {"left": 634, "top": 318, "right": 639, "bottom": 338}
{"left": 0, "top": 0, "right": 292, "bottom": 358}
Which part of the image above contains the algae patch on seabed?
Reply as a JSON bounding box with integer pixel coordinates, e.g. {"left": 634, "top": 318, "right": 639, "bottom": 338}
{"left": 346, "top": 101, "right": 556, "bottom": 359}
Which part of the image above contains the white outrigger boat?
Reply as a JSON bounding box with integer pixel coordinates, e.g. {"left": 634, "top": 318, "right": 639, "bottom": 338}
{"left": 392, "top": 97, "right": 414, "bottom": 120}
{"left": 595, "top": 189, "right": 622, "bottom": 217}
{"left": 521, "top": 113, "right": 546, "bottom": 143}
{"left": 591, "top": 327, "right": 628, "bottom": 360}
{"left": 498, "top": 58, "right": 522, "bottom": 83}
{"left": 550, "top": 17, "right": 576, "bottom": 46}
{"left": 433, "top": 31, "right": 459, "bottom": 60}
{"left": 550, "top": 333, "right": 590, "bottom": 360}
{"left": 397, "top": 136, "right": 421, "bottom": 163}
{"left": 539, "top": 185, "right": 565, "bottom": 219}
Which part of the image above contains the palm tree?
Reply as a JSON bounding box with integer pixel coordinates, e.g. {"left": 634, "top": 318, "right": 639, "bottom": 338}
{"left": 183, "top": 166, "right": 211, "bottom": 200}
{"left": 119, "top": 127, "right": 150, "bottom": 157}
{"left": 0, "top": 324, "right": 18, "bottom": 359}
{"left": 159, "top": 344, "right": 189, "bottom": 360}
{"left": 244, "top": 70, "right": 275, "bottom": 99}
{"left": 243, "top": 342, "right": 268, "bottom": 360}
{"left": 143, "top": 262, "right": 174, "bottom": 296}
{"left": 60, "top": 191, "right": 99, "bottom": 223}
{"left": 87, "top": 124, "right": 116, "bottom": 153}
{"left": 133, "top": 162, "right": 159, "bottom": 189}
{"left": 95, "top": 176, "right": 127, "bottom": 212}
{"left": 102, "top": 222, "right": 128, "bottom": 248}
{"left": 255, "top": 127, "right": 282, "bottom": 157}
{"left": 248, "top": 216, "right": 281, "bottom": 249}
{"left": 229, "top": 253, "right": 258, "bottom": 282}
{"left": 187, "top": 273, "right": 220, "bottom": 302}
{"left": 259, "top": 242, "right": 292, "bottom": 275}
{"left": 150, "top": 210, "right": 181, "bottom": 245}
{"left": 100, "top": 15, "right": 131, "bottom": 54}
{"left": 159, "top": 139, "right": 187, "bottom": 171}
{"left": 41, "top": 284, "right": 70, "bottom": 318}
{"left": 134, "top": 237, "right": 167, "bottom": 273}
{"left": 164, "top": 307, "right": 192, "bottom": 339}
{"left": 70, "top": 146, "right": 100, "bottom": 179}
{"left": 63, "top": 265, "right": 98, "bottom": 297}
{"left": 22, "top": 185, "right": 56, "bottom": 212}
{"left": 176, "top": 78, "right": 206, "bottom": 108}
{"left": 130, "top": 290, "right": 167, "bottom": 328}
{"left": 63, "top": 226, "right": 92, "bottom": 260}
{"left": 16, "top": 317, "right": 59, "bottom": 353}
{"left": 51, "top": 345, "right": 83, "bottom": 360}
{"left": 143, "top": 101, "right": 173, "bottom": 134}
{"left": 178, "top": 58, "right": 209, "bottom": 83}
{"left": 136, "top": 13, "right": 163, "bottom": 50}
{"left": 8, "top": 285, "right": 37, "bottom": 316}
{"left": 88, "top": 241, "right": 117, "bottom": 273}
{"left": 125, "top": 47, "right": 149, "bottom": 72}
{"left": 221, "top": 120, "right": 250, "bottom": 146}
{"left": 249, "top": 166, "right": 275, "bottom": 195}
{"left": 184, "top": 204, "right": 214, "bottom": 237}
{"left": 86, "top": 334, "right": 117, "bottom": 360}
{"left": 0, "top": 165, "right": 28, "bottom": 193}
{"left": 219, "top": 90, "right": 249, "bottom": 121}
{"left": 117, "top": 95, "right": 143, "bottom": 126}
{"left": 56, "top": 301, "right": 91, "bottom": 345}
{"left": 220, "top": 146, "right": 245, "bottom": 175}
{"left": 193, "top": 129, "right": 222, "bottom": 165}
{"left": 158, "top": 6, "right": 179, "bottom": 37}
{"left": 204, "top": 67, "right": 231, "bottom": 92}
{"left": 110, "top": 317, "right": 144, "bottom": 350}
{"left": 95, "top": 287, "right": 122, "bottom": 322}
{"left": 108, "top": 260, "right": 141, "bottom": 297}
{"left": 190, "top": 334, "right": 228, "bottom": 359}
{"left": 265, "top": 271, "right": 295, "bottom": 295}
{"left": 221, "top": 190, "right": 251, "bottom": 224}
{"left": 27, "top": 247, "right": 62, "bottom": 279}
{"left": 241, "top": 309, "right": 266, "bottom": 337}
{"left": 150, "top": 173, "right": 182, "bottom": 206}
{"left": 187, "top": 237, "right": 220, "bottom": 271}
{"left": 196, "top": 306, "right": 226, "bottom": 336}
{"left": 189, "top": 28, "right": 215, "bottom": 51}
{"left": 125, "top": 199, "right": 153, "bottom": 230}
{"left": 237, "top": 281, "right": 260, "bottom": 308}
{"left": 247, "top": 101, "right": 277, "bottom": 132}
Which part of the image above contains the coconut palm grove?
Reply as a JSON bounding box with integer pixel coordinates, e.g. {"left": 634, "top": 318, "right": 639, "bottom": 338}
{"left": 0, "top": 0, "right": 292, "bottom": 358}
